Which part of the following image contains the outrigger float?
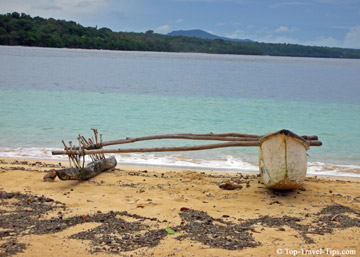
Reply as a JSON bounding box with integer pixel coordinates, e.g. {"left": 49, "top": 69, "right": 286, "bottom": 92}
{"left": 52, "top": 129, "right": 322, "bottom": 190}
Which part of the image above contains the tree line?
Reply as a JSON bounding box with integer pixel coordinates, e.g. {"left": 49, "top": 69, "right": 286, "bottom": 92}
{"left": 1, "top": 12, "right": 360, "bottom": 59}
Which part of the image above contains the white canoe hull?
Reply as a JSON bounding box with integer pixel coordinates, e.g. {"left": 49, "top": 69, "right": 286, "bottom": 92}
{"left": 259, "top": 130, "right": 309, "bottom": 190}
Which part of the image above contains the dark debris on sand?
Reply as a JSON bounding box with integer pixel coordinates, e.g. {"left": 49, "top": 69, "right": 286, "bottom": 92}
{"left": 69, "top": 211, "right": 168, "bottom": 253}
{"left": 1, "top": 190, "right": 360, "bottom": 256}
{"left": 0, "top": 191, "right": 65, "bottom": 256}
{"left": 175, "top": 209, "right": 260, "bottom": 250}
{"left": 239, "top": 204, "right": 360, "bottom": 244}
{"left": 0, "top": 160, "right": 65, "bottom": 174}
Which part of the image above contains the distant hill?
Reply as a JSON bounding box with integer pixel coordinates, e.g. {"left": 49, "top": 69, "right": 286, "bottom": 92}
{"left": 168, "top": 29, "right": 253, "bottom": 42}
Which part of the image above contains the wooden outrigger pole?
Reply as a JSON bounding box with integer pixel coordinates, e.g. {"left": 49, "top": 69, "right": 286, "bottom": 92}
{"left": 52, "top": 132, "right": 321, "bottom": 156}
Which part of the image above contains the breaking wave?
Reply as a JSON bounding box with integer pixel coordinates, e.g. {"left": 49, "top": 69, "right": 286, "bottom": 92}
{"left": 0, "top": 147, "right": 359, "bottom": 178}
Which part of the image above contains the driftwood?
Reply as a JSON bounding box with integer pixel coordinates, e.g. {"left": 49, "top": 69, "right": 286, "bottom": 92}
{"left": 56, "top": 156, "right": 117, "bottom": 180}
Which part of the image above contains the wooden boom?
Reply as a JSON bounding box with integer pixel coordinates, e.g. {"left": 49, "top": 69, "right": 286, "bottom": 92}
{"left": 82, "top": 133, "right": 319, "bottom": 150}
{"left": 52, "top": 139, "right": 322, "bottom": 156}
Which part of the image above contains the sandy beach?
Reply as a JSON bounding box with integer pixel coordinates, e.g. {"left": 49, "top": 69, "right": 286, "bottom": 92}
{"left": 1, "top": 157, "right": 359, "bottom": 257}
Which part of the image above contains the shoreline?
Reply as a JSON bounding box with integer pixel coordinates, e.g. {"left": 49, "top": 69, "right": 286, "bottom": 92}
{"left": 1, "top": 157, "right": 360, "bottom": 256}
{"left": 1, "top": 39, "right": 360, "bottom": 60}
{"left": 1, "top": 153, "right": 360, "bottom": 178}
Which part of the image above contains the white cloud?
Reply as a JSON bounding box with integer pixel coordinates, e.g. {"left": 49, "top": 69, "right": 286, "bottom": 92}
{"left": 227, "top": 24, "right": 360, "bottom": 49}
{"left": 302, "top": 26, "right": 360, "bottom": 49}
{"left": 227, "top": 29, "right": 246, "bottom": 39}
{"left": 343, "top": 26, "right": 360, "bottom": 48}
{"left": 155, "top": 25, "right": 171, "bottom": 33}
{"left": 227, "top": 27, "right": 299, "bottom": 43}
{"left": 304, "top": 36, "right": 342, "bottom": 47}
{"left": 176, "top": 18, "right": 184, "bottom": 23}
{"left": 274, "top": 26, "right": 298, "bottom": 33}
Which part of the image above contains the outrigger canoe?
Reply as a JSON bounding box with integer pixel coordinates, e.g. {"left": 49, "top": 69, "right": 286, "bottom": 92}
{"left": 52, "top": 129, "right": 320, "bottom": 186}
{"left": 259, "top": 130, "right": 310, "bottom": 190}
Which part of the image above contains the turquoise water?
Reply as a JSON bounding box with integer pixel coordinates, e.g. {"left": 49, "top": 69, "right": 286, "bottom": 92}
{"left": 0, "top": 46, "right": 360, "bottom": 176}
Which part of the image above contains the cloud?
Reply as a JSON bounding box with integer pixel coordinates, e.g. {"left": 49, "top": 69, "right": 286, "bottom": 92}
{"left": 227, "top": 27, "right": 300, "bottom": 44}
{"left": 225, "top": 23, "right": 360, "bottom": 49}
{"left": 156, "top": 25, "right": 171, "bottom": 33}
{"left": 205, "top": 29, "right": 215, "bottom": 35}
{"left": 302, "top": 26, "right": 360, "bottom": 49}
{"left": 176, "top": 18, "right": 184, "bottom": 23}
{"left": 274, "top": 26, "right": 298, "bottom": 33}
{"left": 227, "top": 29, "right": 245, "bottom": 39}
{"left": 304, "top": 36, "right": 342, "bottom": 47}
{"left": 343, "top": 26, "right": 360, "bottom": 48}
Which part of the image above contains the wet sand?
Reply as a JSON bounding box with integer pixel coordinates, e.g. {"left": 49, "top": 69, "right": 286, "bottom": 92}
{"left": 1, "top": 157, "right": 359, "bottom": 257}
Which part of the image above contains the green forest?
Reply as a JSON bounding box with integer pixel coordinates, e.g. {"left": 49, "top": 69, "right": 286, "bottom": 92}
{"left": 1, "top": 12, "right": 360, "bottom": 58}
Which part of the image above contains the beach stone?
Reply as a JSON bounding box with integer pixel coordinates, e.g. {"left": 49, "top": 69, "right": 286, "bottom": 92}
{"left": 43, "top": 171, "right": 57, "bottom": 182}
{"left": 219, "top": 180, "right": 243, "bottom": 190}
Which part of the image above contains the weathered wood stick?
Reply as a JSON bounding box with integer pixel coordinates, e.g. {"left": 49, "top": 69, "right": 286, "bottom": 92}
{"left": 180, "top": 133, "right": 318, "bottom": 140}
{"left": 52, "top": 139, "right": 321, "bottom": 156}
{"left": 308, "top": 140, "right": 322, "bottom": 146}
{"left": 53, "top": 141, "right": 258, "bottom": 155}
{"left": 99, "top": 135, "right": 260, "bottom": 148}
{"left": 61, "top": 132, "right": 319, "bottom": 151}
{"left": 302, "top": 135, "right": 318, "bottom": 140}
{"left": 91, "top": 133, "right": 318, "bottom": 149}
{"left": 177, "top": 132, "right": 261, "bottom": 138}
{"left": 95, "top": 133, "right": 261, "bottom": 149}
{"left": 52, "top": 138, "right": 322, "bottom": 155}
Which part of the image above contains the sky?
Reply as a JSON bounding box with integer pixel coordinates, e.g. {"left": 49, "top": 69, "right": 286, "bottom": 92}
{"left": 1, "top": 0, "right": 360, "bottom": 49}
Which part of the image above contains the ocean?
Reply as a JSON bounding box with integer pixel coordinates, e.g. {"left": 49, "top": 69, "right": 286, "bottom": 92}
{"left": 1, "top": 45, "right": 360, "bottom": 177}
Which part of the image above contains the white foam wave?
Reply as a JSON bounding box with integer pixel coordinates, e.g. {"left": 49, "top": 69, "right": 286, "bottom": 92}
{"left": 308, "top": 162, "right": 360, "bottom": 178}
{"left": 113, "top": 153, "right": 258, "bottom": 172}
{"left": 1, "top": 147, "right": 360, "bottom": 177}
{"left": 0, "top": 147, "right": 258, "bottom": 172}
{"left": 0, "top": 147, "right": 66, "bottom": 160}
